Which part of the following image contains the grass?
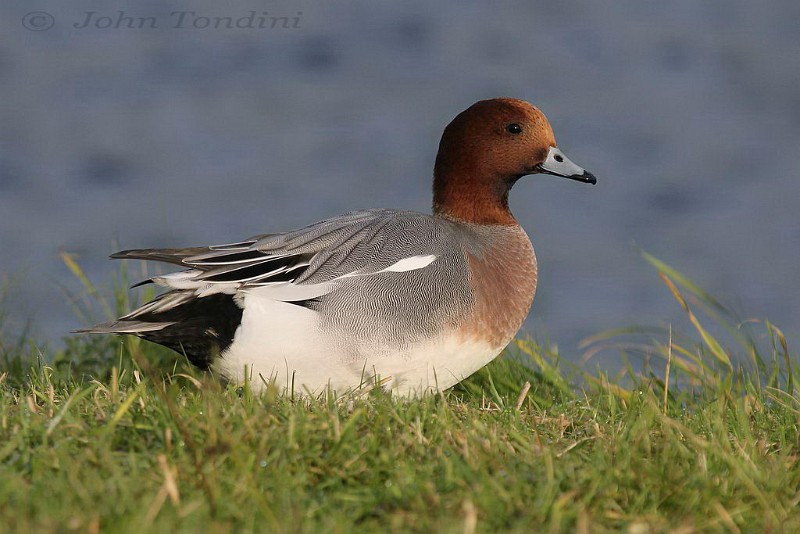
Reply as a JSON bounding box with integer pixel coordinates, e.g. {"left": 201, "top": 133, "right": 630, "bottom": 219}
{"left": 0, "top": 257, "right": 799, "bottom": 532}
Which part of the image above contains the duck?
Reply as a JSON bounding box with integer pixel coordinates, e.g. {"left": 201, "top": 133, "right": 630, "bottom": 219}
{"left": 76, "top": 98, "right": 596, "bottom": 396}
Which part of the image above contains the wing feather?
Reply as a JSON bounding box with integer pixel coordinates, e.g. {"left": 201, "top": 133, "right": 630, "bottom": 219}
{"left": 111, "top": 209, "right": 442, "bottom": 299}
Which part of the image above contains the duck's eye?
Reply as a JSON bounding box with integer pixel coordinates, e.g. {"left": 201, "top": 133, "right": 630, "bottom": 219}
{"left": 506, "top": 123, "right": 522, "bottom": 134}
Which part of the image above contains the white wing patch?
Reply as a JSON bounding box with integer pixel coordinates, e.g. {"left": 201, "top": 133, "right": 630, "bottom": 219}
{"left": 379, "top": 255, "right": 437, "bottom": 273}
{"left": 330, "top": 255, "right": 437, "bottom": 281}
{"left": 246, "top": 281, "right": 336, "bottom": 302}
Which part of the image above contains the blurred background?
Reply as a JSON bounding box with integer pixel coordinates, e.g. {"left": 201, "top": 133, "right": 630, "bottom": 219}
{"left": 2, "top": 1, "right": 799, "bottom": 371}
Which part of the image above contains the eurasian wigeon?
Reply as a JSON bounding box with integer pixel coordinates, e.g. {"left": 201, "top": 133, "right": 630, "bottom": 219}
{"left": 77, "top": 98, "right": 596, "bottom": 396}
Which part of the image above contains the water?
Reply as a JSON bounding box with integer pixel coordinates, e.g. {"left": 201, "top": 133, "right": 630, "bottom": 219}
{"left": 2, "top": 1, "right": 799, "bottom": 372}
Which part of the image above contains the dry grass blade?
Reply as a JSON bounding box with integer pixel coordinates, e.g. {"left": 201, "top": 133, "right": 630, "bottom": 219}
{"left": 663, "top": 325, "right": 672, "bottom": 415}
{"left": 514, "top": 381, "right": 531, "bottom": 410}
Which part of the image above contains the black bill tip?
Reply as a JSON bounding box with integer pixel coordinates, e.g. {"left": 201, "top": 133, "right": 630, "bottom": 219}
{"left": 569, "top": 170, "right": 597, "bottom": 185}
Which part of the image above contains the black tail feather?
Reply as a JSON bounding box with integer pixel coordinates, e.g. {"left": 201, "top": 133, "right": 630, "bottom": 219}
{"left": 77, "top": 292, "right": 244, "bottom": 369}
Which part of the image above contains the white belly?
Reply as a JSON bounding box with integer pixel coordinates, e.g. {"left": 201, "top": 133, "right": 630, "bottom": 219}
{"left": 215, "top": 295, "right": 502, "bottom": 397}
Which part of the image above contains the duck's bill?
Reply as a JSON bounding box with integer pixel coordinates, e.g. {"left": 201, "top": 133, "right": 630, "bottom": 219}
{"left": 538, "top": 146, "right": 597, "bottom": 185}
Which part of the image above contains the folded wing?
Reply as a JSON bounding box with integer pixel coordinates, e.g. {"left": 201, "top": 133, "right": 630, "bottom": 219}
{"left": 74, "top": 209, "right": 443, "bottom": 365}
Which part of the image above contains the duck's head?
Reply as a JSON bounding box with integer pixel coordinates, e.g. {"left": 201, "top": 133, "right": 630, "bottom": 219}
{"left": 433, "top": 98, "right": 595, "bottom": 224}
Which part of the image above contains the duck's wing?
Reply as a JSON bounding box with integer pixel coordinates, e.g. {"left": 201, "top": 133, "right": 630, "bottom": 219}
{"left": 74, "top": 210, "right": 444, "bottom": 349}
{"left": 109, "top": 209, "right": 438, "bottom": 295}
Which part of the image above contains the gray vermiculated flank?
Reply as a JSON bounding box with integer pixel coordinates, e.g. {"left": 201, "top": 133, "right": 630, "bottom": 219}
{"left": 274, "top": 210, "right": 477, "bottom": 350}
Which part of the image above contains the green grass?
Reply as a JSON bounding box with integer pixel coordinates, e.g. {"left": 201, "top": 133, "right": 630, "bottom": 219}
{"left": 1, "top": 258, "right": 799, "bottom": 532}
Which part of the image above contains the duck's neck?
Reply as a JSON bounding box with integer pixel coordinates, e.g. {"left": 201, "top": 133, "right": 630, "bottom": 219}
{"left": 432, "top": 167, "right": 520, "bottom": 225}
